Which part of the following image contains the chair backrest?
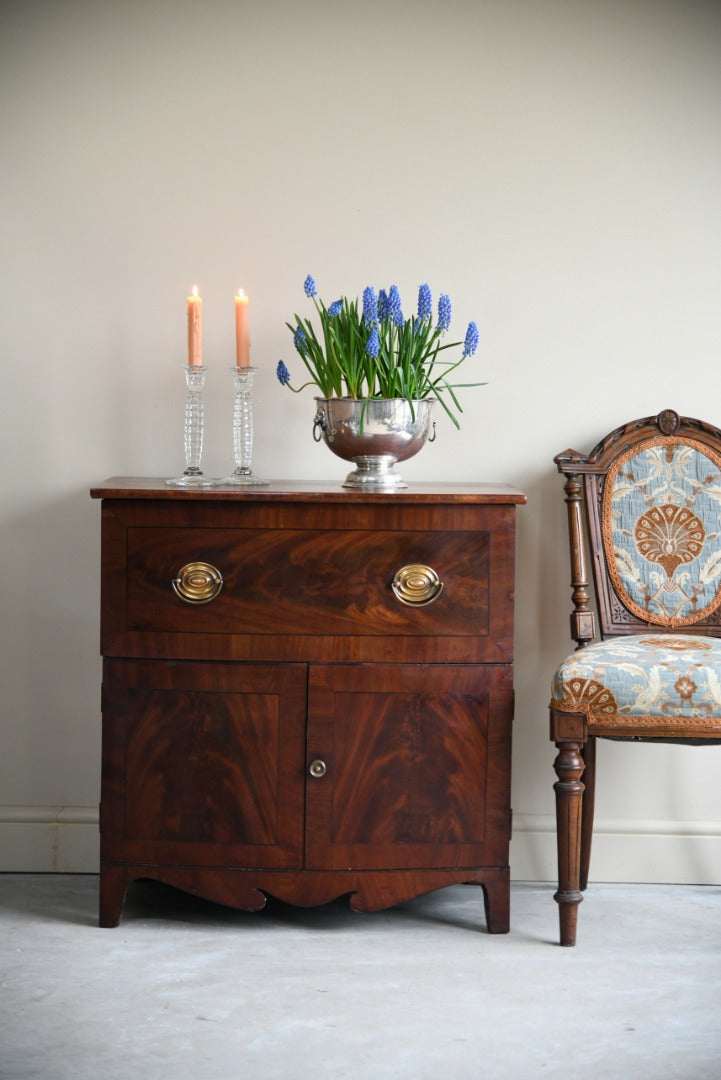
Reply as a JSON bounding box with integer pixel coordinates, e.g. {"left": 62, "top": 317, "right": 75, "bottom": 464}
{"left": 555, "top": 409, "right": 721, "bottom": 647}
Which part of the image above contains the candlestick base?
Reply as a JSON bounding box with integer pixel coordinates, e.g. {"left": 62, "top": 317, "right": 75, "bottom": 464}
{"left": 166, "top": 468, "right": 215, "bottom": 488}
{"left": 216, "top": 466, "right": 269, "bottom": 487}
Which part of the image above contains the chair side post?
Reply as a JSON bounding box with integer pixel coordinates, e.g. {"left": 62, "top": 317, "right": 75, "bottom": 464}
{"left": 560, "top": 471, "right": 595, "bottom": 650}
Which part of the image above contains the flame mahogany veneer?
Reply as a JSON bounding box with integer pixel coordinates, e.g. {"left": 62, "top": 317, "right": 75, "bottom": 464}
{"left": 91, "top": 479, "right": 525, "bottom": 931}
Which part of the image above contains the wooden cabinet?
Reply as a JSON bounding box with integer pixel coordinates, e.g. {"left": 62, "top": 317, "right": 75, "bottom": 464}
{"left": 91, "top": 480, "right": 525, "bottom": 930}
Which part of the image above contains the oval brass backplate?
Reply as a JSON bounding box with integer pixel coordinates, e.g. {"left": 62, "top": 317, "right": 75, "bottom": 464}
{"left": 391, "top": 564, "right": 443, "bottom": 607}
{"left": 172, "top": 562, "right": 223, "bottom": 604}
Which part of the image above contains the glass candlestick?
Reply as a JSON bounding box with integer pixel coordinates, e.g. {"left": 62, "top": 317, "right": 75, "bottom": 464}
{"left": 166, "top": 364, "right": 214, "bottom": 487}
{"left": 217, "top": 365, "right": 268, "bottom": 485}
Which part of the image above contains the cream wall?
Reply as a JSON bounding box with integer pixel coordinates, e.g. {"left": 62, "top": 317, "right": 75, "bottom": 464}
{"left": 2, "top": 0, "right": 721, "bottom": 882}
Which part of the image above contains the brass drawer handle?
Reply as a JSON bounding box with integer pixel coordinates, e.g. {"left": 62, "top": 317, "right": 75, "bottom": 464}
{"left": 391, "top": 564, "right": 444, "bottom": 607}
{"left": 172, "top": 562, "right": 223, "bottom": 604}
{"left": 308, "top": 759, "right": 327, "bottom": 779}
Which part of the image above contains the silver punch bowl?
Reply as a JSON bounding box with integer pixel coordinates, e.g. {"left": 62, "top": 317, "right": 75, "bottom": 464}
{"left": 312, "top": 397, "right": 436, "bottom": 490}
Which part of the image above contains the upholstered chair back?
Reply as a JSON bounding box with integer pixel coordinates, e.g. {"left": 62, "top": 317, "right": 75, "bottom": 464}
{"left": 556, "top": 410, "right": 721, "bottom": 644}
{"left": 603, "top": 437, "right": 721, "bottom": 628}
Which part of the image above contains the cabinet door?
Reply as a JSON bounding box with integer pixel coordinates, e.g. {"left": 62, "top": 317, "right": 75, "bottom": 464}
{"left": 101, "top": 660, "right": 307, "bottom": 869}
{"left": 305, "top": 664, "right": 512, "bottom": 871}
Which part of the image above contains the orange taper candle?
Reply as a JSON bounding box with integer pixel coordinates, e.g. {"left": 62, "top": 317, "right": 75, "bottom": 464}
{"left": 234, "top": 288, "right": 250, "bottom": 367}
{"left": 187, "top": 285, "right": 203, "bottom": 366}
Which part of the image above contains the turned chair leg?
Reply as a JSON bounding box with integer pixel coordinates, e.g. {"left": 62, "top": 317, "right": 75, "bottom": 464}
{"left": 579, "top": 736, "right": 596, "bottom": 892}
{"left": 553, "top": 739, "right": 586, "bottom": 946}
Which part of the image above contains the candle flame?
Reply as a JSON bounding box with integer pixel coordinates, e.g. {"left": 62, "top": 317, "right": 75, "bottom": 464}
{"left": 191, "top": 285, "right": 199, "bottom": 298}
{"left": 236, "top": 288, "right": 248, "bottom": 300}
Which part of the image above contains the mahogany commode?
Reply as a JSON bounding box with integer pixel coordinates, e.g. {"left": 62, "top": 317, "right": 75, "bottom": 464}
{"left": 91, "top": 479, "right": 525, "bottom": 930}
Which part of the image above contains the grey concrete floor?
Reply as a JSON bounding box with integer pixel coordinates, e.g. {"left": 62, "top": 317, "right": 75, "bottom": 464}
{"left": 1, "top": 875, "right": 719, "bottom": 1080}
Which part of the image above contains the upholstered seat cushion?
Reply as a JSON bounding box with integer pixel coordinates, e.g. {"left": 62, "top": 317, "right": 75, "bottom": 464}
{"left": 551, "top": 634, "right": 721, "bottom": 733}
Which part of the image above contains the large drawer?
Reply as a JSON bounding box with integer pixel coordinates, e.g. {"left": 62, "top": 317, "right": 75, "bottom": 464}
{"left": 99, "top": 498, "right": 517, "bottom": 663}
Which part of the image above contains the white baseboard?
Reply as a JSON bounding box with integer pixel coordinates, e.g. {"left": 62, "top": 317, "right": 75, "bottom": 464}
{"left": 511, "top": 813, "right": 721, "bottom": 884}
{"left": 1, "top": 807, "right": 719, "bottom": 884}
{"left": 0, "top": 806, "right": 99, "bottom": 873}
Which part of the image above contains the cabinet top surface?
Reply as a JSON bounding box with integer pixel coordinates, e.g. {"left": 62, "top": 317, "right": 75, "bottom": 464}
{"left": 90, "top": 477, "right": 526, "bottom": 505}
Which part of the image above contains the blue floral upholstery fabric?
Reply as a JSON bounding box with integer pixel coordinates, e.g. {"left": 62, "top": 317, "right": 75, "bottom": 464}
{"left": 603, "top": 437, "right": 721, "bottom": 626}
{"left": 551, "top": 635, "right": 721, "bottom": 727}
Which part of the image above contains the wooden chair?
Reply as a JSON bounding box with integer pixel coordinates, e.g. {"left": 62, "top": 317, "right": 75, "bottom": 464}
{"left": 550, "top": 409, "right": 721, "bottom": 946}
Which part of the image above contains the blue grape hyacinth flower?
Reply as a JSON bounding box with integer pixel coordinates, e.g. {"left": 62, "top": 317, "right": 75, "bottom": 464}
{"left": 417, "top": 283, "right": 432, "bottom": 321}
{"left": 304, "top": 274, "right": 317, "bottom": 298}
{"left": 293, "top": 326, "right": 308, "bottom": 355}
{"left": 462, "top": 321, "right": 479, "bottom": 358}
{"left": 328, "top": 299, "right": 343, "bottom": 317}
{"left": 437, "top": 294, "right": 452, "bottom": 332}
{"left": 366, "top": 327, "right": 380, "bottom": 359}
{"left": 362, "top": 286, "right": 378, "bottom": 326}
{"left": 276, "top": 360, "right": 291, "bottom": 386}
{"left": 387, "top": 285, "right": 404, "bottom": 327}
{"left": 378, "top": 289, "right": 390, "bottom": 322}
